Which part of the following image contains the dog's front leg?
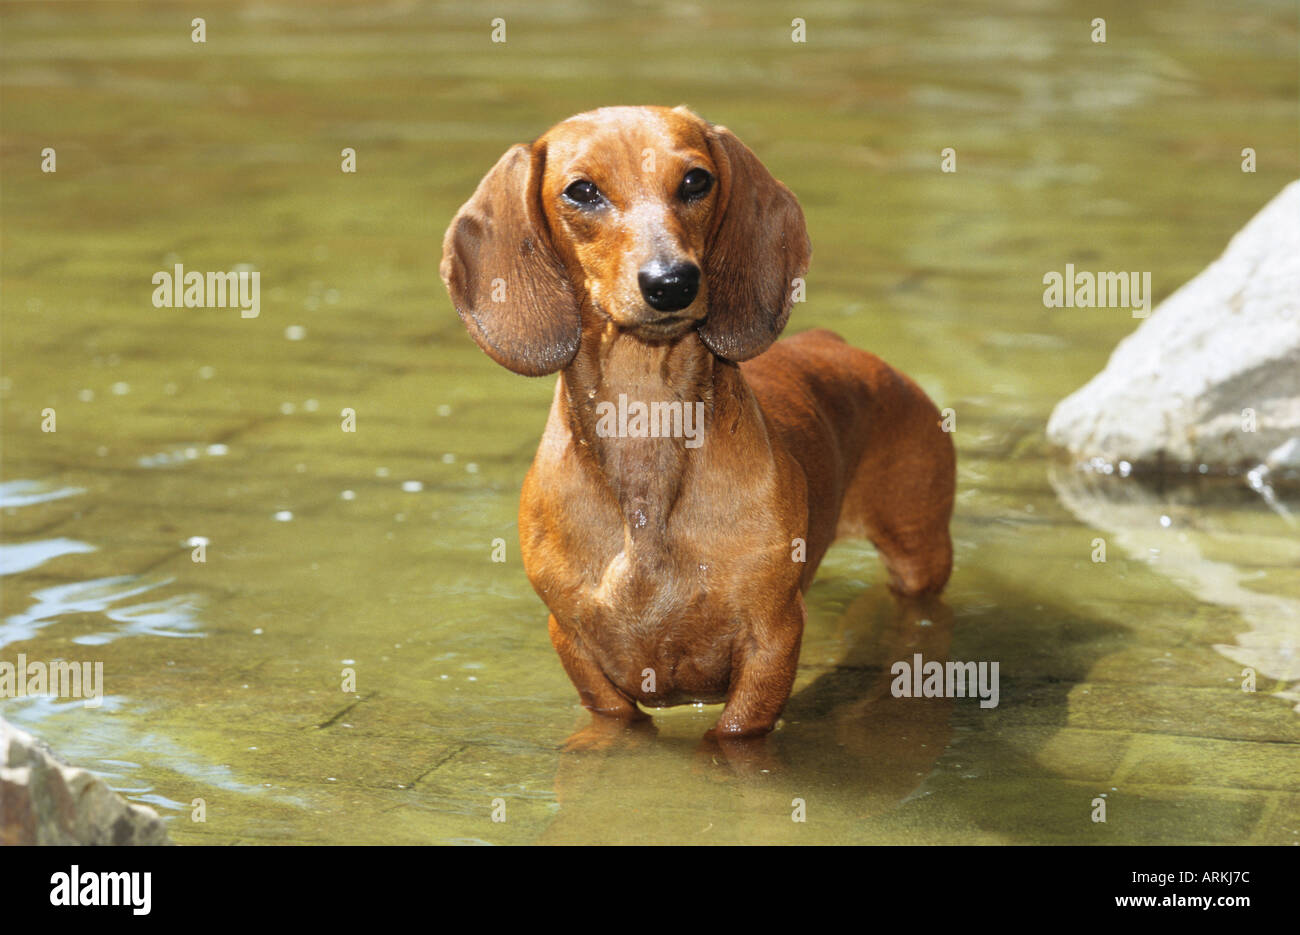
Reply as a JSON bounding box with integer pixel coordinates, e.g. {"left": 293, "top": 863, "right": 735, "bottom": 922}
{"left": 712, "top": 594, "right": 805, "bottom": 738}
{"left": 547, "top": 614, "right": 647, "bottom": 720}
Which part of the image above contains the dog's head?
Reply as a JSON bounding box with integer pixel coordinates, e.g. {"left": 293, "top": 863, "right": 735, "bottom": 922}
{"left": 440, "top": 105, "right": 811, "bottom": 375}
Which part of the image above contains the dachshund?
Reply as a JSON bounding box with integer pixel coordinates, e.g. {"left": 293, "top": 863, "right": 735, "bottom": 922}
{"left": 441, "top": 106, "right": 955, "bottom": 738}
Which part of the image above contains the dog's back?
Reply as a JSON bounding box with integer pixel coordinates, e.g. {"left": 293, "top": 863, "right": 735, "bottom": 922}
{"left": 743, "top": 328, "right": 955, "bottom": 595}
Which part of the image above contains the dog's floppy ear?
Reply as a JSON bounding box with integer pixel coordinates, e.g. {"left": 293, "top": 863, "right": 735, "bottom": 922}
{"left": 700, "top": 125, "right": 811, "bottom": 362}
{"left": 440, "top": 143, "right": 580, "bottom": 376}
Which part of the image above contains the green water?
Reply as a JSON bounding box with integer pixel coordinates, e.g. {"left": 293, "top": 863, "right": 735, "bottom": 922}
{"left": 2, "top": 0, "right": 1297, "bottom": 844}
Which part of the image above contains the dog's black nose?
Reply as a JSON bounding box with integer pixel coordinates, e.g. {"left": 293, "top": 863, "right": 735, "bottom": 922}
{"left": 638, "top": 261, "right": 700, "bottom": 312}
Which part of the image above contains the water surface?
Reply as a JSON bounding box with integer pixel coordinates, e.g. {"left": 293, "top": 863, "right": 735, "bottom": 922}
{"left": 2, "top": 0, "right": 1297, "bottom": 844}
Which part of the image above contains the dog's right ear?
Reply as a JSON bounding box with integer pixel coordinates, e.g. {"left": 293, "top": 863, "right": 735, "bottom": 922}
{"left": 440, "top": 143, "right": 580, "bottom": 376}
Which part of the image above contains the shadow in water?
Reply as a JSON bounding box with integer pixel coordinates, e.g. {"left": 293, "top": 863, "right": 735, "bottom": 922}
{"left": 535, "top": 590, "right": 981, "bottom": 843}
{"left": 534, "top": 564, "right": 1134, "bottom": 842}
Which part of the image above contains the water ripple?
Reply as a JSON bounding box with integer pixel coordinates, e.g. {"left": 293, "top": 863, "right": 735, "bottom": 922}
{"left": 0, "top": 480, "right": 86, "bottom": 507}
{"left": 0, "top": 538, "right": 97, "bottom": 576}
{"left": 1, "top": 576, "right": 204, "bottom": 649}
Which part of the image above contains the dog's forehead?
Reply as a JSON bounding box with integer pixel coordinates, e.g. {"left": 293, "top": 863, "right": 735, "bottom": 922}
{"left": 541, "top": 107, "right": 712, "bottom": 170}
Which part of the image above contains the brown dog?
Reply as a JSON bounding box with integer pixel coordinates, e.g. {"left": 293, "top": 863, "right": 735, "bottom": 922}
{"left": 441, "top": 106, "right": 954, "bottom": 738}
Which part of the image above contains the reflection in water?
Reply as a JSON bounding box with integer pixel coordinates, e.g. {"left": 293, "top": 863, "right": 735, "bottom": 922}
{"left": 1246, "top": 455, "right": 1297, "bottom": 526}
{"left": 0, "top": 482, "right": 97, "bottom": 577}
{"left": 78, "top": 591, "right": 204, "bottom": 646}
{"left": 137, "top": 443, "right": 231, "bottom": 469}
{"left": 3, "top": 692, "right": 305, "bottom": 818}
{"left": 0, "top": 480, "right": 86, "bottom": 508}
{"left": 1050, "top": 465, "right": 1300, "bottom": 712}
{"left": 1, "top": 576, "right": 203, "bottom": 649}
{"left": 541, "top": 592, "right": 955, "bottom": 843}
{"left": 0, "top": 538, "right": 97, "bottom": 576}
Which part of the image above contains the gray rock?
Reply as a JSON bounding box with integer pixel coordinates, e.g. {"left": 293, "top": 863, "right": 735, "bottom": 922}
{"left": 1047, "top": 180, "right": 1300, "bottom": 476}
{"left": 0, "top": 717, "right": 172, "bottom": 845}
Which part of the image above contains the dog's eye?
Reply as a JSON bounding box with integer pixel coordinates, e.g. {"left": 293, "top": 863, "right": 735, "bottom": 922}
{"left": 563, "top": 180, "right": 603, "bottom": 206}
{"left": 680, "top": 168, "right": 713, "bottom": 201}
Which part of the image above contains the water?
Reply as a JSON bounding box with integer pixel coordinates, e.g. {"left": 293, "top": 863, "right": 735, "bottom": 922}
{"left": 2, "top": 0, "right": 1297, "bottom": 844}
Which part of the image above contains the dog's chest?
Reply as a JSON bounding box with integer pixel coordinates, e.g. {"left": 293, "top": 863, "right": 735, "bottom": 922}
{"left": 520, "top": 396, "right": 800, "bottom": 700}
{"left": 582, "top": 545, "right": 738, "bottom": 701}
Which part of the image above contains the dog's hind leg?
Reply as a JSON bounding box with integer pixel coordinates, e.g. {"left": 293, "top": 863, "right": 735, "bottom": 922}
{"left": 835, "top": 380, "right": 956, "bottom": 597}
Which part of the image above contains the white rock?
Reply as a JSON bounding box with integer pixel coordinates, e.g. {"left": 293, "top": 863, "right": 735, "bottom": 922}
{"left": 1047, "top": 180, "right": 1300, "bottom": 473}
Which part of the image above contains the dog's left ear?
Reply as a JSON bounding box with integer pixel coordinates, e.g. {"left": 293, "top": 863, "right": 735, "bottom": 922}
{"left": 700, "top": 125, "right": 811, "bottom": 362}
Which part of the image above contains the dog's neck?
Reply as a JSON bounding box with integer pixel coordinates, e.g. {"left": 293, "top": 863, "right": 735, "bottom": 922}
{"left": 560, "top": 312, "right": 731, "bottom": 546}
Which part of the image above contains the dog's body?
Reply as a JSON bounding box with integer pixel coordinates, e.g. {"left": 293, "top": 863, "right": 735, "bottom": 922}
{"left": 442, "top": 106, "right": 954, "bottom": 737}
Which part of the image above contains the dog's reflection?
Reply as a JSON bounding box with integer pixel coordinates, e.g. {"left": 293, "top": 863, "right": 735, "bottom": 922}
{"left": 541, "top": 589, "right": 955, "bottom": 843}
